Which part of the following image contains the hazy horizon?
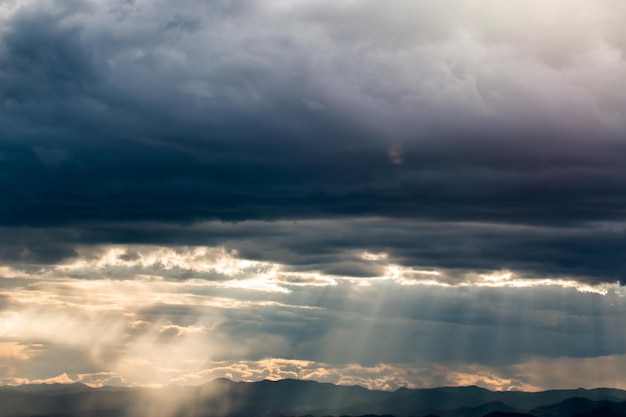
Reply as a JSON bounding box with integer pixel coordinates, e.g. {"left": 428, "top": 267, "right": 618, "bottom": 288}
{"left": 0, "top": 376, "right": 623, "bottom": 392}
{"left": 2, "top": 0, "right": 626, "bottom": 393}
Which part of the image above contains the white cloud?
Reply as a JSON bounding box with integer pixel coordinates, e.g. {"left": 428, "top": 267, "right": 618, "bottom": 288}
{"left": 60, "top": 246, "right": 265, "bottom": 276}
{"left": 8, "top": 354, "right": 626, "bottom": 392}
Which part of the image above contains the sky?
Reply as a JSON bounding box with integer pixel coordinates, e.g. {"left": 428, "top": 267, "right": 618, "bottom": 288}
{"left": 1, "top": 0, "right": 626, "bottom": 392}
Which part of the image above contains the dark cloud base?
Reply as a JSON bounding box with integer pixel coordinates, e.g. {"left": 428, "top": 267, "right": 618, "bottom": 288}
{"left": 1, "top": 219, "right": 625, "bottom": 285}
{"left": 2, "top": 0, "right": 626, "bottom": 285}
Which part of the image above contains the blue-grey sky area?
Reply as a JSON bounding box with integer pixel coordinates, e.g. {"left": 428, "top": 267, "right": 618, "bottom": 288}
{"left": 2, "top": 0, "right": 626, "bottom": 391}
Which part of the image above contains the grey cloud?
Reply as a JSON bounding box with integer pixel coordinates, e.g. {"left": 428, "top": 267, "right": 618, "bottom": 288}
{"left": 177, "top": 283, "right": 626, "bottom": 366}
{"left": 136, "top": 305, "right": 202, "bottom": 328}
{"left": 2, "top": 218, "right": 624, "bottom": 284}
{"left": 0, "top": 0, "right": 625, "bottom": 290}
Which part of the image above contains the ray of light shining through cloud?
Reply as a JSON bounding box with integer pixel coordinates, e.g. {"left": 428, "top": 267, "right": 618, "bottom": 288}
{"left": 1, "top": 0, "right": 626, "bottom": 395}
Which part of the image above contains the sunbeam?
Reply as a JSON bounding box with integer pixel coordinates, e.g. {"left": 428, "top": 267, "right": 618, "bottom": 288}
{"left": 2, "top": 1, "right": 626, "bottom": 416}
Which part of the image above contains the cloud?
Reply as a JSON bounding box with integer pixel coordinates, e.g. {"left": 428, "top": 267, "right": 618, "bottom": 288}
{"left": 0, "top": 0, "right": 625, "bottom": 285}
{"left": 508, "top": 354, "right": 626, "bottom": 391}
{"left": 2, "top": 243, "right": 626, "bottom": 389}
{"left": 1, "top": 0, "right": 626, "bottom": 229}
{"left": 0, "top": 355, "right": 539, "bottom": 391}
{"left": 3, "top": 219, "right": 626, "bottom": 285}
{"left": 0, "top": 342, "right": 41, "bottom": 361}
{"left": 11, "top": 354, "right": 626, "bottom": 392}
{"left": 2, "top": 0, "right": 626, "bottom": 390}
{"left": 2, "top": 256, "right": 626, "bottom": 378}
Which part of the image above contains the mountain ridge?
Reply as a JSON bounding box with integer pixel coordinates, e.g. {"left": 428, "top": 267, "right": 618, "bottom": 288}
{"left": 1, "top": 379, "right": 626, "bottom": 417}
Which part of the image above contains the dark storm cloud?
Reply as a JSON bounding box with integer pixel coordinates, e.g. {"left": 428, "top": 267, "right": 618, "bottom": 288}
{"left": 1, "top": 218, "right": 625, "bottom": 284}
{"left": 2, "top": 0, "right": 626, "bottom": 283}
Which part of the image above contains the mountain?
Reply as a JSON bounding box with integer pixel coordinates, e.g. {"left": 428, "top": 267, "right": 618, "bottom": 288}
{"left": 571, "top": 406, "right": 626, "bottom": 417}
{"left": 482, "top": 413, "right": 537, "bottom": 417}
{"left": 448, "top": 401, "right": 516, "bottom": 417}
{"left": 484, "top": 411, "right": 535, "bottom": 417}
{"left": 2, "top": 379, "right": 626, "bottom": 417}
{"left": 531, "top": 397, "right": 615, "bottom": 417}
{"left": 530, "top": 398, "right": 626, "bottom": 417}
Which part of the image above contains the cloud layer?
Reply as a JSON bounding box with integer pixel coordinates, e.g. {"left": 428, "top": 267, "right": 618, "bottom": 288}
{"left": 1, "top": 0, "right": 626, "bottom": 282}
{"left": 2, "top": 243, "right": 626, "bottom": 389}
{"left": 2, "top": 0, "right": 626, "bottom": 389}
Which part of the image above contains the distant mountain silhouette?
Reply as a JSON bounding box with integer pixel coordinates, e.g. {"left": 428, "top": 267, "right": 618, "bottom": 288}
{"left": 531, "top": 397, "right": 612, "bottom": 417}
{"left": 449, "top": 400, "right": 516, "bottom": 417}
{"left": 2, "top": 380, "right": 626, "bottom": 417}
{"left": 571, "top": 406, "right": 626, "bottom": 417}
{"left": 482, "top": 412, "right": 537, "bottom": 417}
